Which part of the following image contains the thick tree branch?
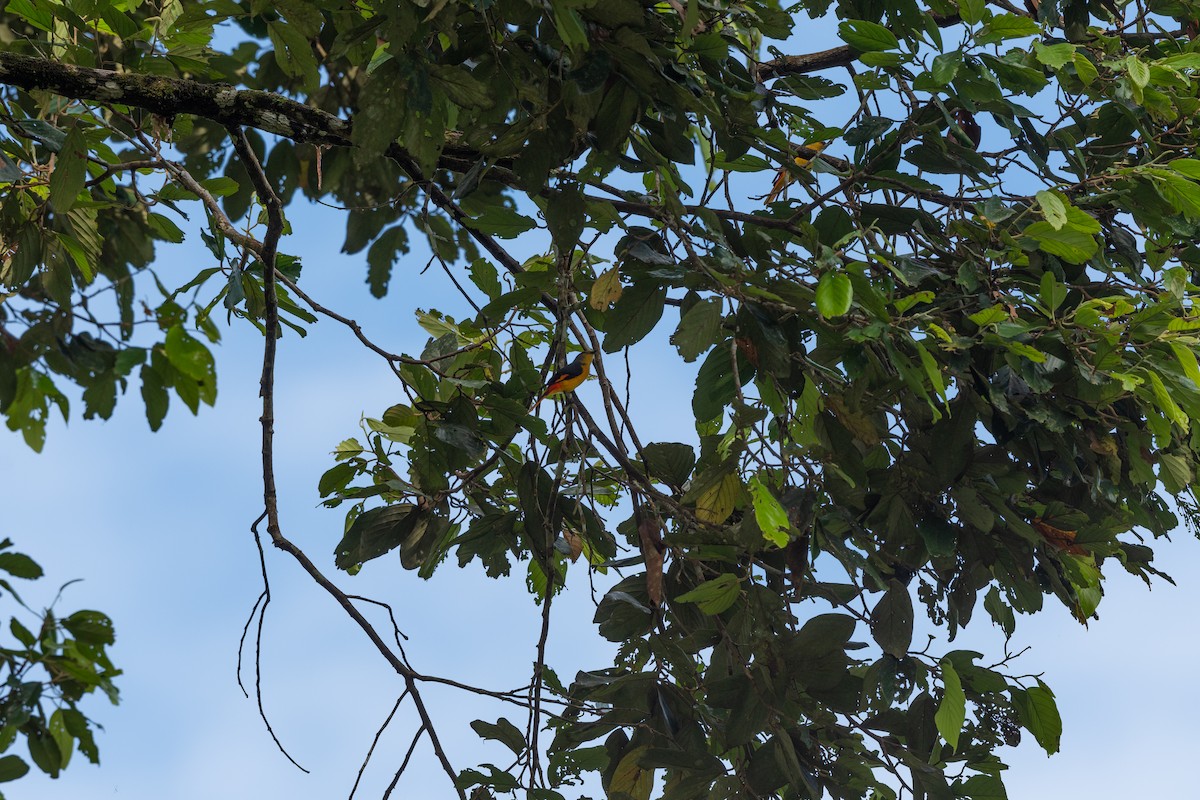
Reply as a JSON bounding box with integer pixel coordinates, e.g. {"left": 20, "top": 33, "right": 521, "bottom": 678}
{"left": 756, "top": 13, "right": 960, "bottom": 79}
{"left": 0, "top": 52, "right": 349, "bottom": 145}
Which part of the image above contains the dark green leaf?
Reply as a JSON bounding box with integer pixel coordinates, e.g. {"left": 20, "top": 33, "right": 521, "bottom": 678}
{"left": 641, "top": 442, "right": 696, "bottom": 487}
{"left": 140, "top": 364, "right": 169, "bottom": 431}
{"left": 62, "top": 610, "right": 115, "bottom": 645}
{"left": 470, "top": 717, "right": 526, "bottom": 756}
{"left": 602, "top": 281, "right": 667, "bottom": 353}
{"left": 0, "top": 553, "right": 42, "bottom": 580}
{"left": 16, "top": 119, "right": 66, "bottom": 150}
{"left": 466, "top": 206, "right": 537, "bottom": 238}
{"left": 334, "top": 504, "right": 419, "bottom": 569}
{"left": 1012, "top": 682, "right": 1061, "bottom": 754}
{"left": 869, "top": 583, "right": 914, "bottom": 657}
{"left": 429, "top": 65, "right": 495, "bottom": 109}
{"left": 0, "top": 755, "right": 29, "bottom": 783}
{"left": 671, "top": 298, "right": 723, "bottom": 362}
{"left": 49, "top": 126, "right": 87, "bottom": 214}
{"left": 545, "top": 186, "right": 587, "bottom": 255}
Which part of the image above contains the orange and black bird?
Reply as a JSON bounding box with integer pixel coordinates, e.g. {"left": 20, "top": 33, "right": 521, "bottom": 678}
{"left": 534, "top": 350, "right": 594, "bottom": 407}
{"left": 766, "top": 142, "right": 827, "bottom": 203}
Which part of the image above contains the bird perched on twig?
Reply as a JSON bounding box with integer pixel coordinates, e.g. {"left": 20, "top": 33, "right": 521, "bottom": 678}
{"left": 534, "top": 350, "right": 594, "bottom": 407}
{"left": 765, "top": 142, "right": 827, "bottom": 203}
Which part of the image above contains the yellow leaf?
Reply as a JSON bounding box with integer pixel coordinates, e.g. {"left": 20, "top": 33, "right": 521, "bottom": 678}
{"left": 694, "top": 472, "right": 739, "bottom": 524}
{"left": 589, "top": 265, "right": 623, "bottom": 310}
{"left": 609, "top": 746, "right": 654, "bottom": 800}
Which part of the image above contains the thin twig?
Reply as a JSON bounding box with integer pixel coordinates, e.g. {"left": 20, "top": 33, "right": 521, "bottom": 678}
{"left": 348, "top": 690, "right": 409, "bottom": 800}
{"left": 247, "top": 512, "right": 309, "bottom": 772}
{"left": 381, "top": 725, "right": 427, "bottom": 800}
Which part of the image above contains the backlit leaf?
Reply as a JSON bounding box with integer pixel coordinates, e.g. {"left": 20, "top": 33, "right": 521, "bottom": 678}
{"left": 816, "top": 271, "right": 853, "bottom": 317}
{"left": 675, "top": 573, "right": 741, "bottom": 614}
{"left": 935, "top": 659, "right": 966, "bottom": 750}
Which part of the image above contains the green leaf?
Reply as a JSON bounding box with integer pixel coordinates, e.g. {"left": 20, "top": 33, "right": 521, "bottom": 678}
{"left": 5, "top": 0, "right": 52, "bottom": 30}
{"left": 968, "top": 305, "right": 1008, "bottom": 326}
{"left": 1012, "top": 681, "right": 1061, "bottom": 754}
{"left": 28, "top": 729, "right": 61, "bottom": 777}
{"left": 609, "top": 745, "right": 653, "bottom": 800}
{"left": 602, "top": 281, "right": 667, "bottom": 353}
{"left": 202, "top": 176, "right": 240, "bottom": 197}
{"left": 1143, "top": 369, "right": 1189, "bottom": 430}
{"left": 16, "top": 119, "right": 66, "bottom": 151}
{"left": 0, "top": 755, "right": 29, "bottom": 783}
{"left": 268, "top": 19, "right": 318, "bottom": 87}
{"left": 466, "top": 206, "right": 537, "bottom": 238}
{"left": 1127, "top": 56, "right": 1150, "bottom": 88}
{"left": 816, "top": 271, "right": 853, "bottom": 317}
{"left": 1072, "top": 53, "right": 1098, "bottom": 85}
{"left": 976, "top": 14, "right": 1041, "bottom": 45}
{"left": 333, "top": 504, "right": 419, "bottom": 569}
{"left": 838, "top": 20, "right": 899, "bottom": 52}
{"left": 935, "top": 659, "right": 966, "bottom": 750}
{"left": 675, "top": 573, "right": 741, "bottom": 614}
{"left": 983, "top": 586, "right": 1016, "bottom": 637}
{"left": 0, "top": 552, "right": 42, "bottom": 580}
{"left": 671, "top": 298, "right": 723, "bottom": 362}
{"left": 692, "top": 343, "right": 752, "bottom": 423}
{"left": 915, "top": 340, "right": 947, "bottom": 405}
{"left": 470, "top": 717, "right": 526, "bottom": 756}
{"left": 792, "top": 613, "right": 856, "bottom": 652}
{"left": 1034, "top": 41, "right": 1075, "bottom": 68}
{"left": 318, "top": 462, "right": 358, "bottom": 497}
{"left": 0, "top": 151, "right": 21, "bottom": 182}
{"left": 749, "top": 476, "right": 790, "bottom": 547}
{"left": 545, "top": 187, "right": 586, "bottom": 255}
{"left": 931, "top": 52, "right": 962, "bottom": 84}
{"left": 1023, "top": 221, "right": 1097, "bottom": 263}
{"left": 1039, "top": 270, "right": 1067, "bottom": 313}
{"left": 49, "top": 126, "right": 87, "bottom": 214}
{"left": 1170, "top": 158, "right": 1200, "bottom": 180}
{"left": 48, "top": 709, "right": 74, "bottom": 770}
{"left": 62, "top": 610, "right": 115, "bottom": 645}
{"left": 366, "top": 226, "right": 409, "bottom": 297}
{"left": 163, "top": 326, "right": 217, "bottom": 386}
{"left": 429, "top": 65, "right": 495, "bottom": 109}
{"left": 642, "top": 442, "right": 696, "bottom": 487}
{"left": 1171, "top": 341, "right": 1200, "bottom": 389}
{"left": 960, "top": 773, "right": 1008, "bottom": 799}
{"left": 551, "top": 3, "right": 589, "bottom": 53}
{"left": 957, "top": 0, "right": 985, "bottom": 24}
{"left": 1035, "top": 190, "right": 1067, "bottom": 229}
{"left": 138, "top": 363, "right": 169, "bottom": 431}
{"left": 869, "top": 583, "right": 914, "bottom": 657}
{"left": 147, "top": 213, "right": 186, "bottom": 243}
{"left": 691, "top": 469, "right": 739, "bottom": 524}
{"left": 10, "top": 618, "right": 35, "bottom": 646}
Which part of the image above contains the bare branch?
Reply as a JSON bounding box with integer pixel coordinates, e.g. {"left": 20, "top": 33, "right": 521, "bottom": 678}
{"left": 349, "top": 691, "right": 408, "bottom": 800}
{"left": 231, "top": 124, "right": 466, "bottom": 800}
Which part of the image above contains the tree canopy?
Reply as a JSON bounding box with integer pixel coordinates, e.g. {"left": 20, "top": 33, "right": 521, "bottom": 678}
{"left": 3, "top": 0, "right": 1200, "bottom": 797}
